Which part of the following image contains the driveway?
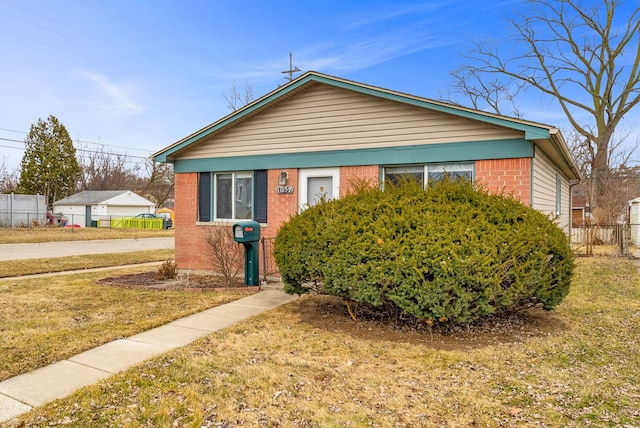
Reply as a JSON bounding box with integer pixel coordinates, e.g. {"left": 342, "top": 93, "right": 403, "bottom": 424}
{"left": 0, "top": 238, "right": 174, "bottom": 262}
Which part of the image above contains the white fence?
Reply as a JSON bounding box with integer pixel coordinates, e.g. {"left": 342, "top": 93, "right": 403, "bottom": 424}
{"left": 0, "top": 194, "right": 47, "bottom": 227}
{"left": 571, "top": 224, "right": 631, "bottom": 256}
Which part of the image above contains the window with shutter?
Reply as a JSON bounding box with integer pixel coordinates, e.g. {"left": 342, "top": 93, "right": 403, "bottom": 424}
{"left": 197, "top": 170, "right": 267, "bottom": 223}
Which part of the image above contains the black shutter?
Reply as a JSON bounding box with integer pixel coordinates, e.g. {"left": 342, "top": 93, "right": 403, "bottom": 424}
{"left": 254, "top": 170, "right": 268, "bottom": 223}
{"left": 198, "top": 172, "right": 211, "bottom": 222}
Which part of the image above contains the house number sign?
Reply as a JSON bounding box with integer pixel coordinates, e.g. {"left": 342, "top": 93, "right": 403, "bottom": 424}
{"left": 276, "top": 185, "right": 294, "bottom": 194}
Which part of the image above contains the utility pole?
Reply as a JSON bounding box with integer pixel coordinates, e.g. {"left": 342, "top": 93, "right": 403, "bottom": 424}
{"left": 281, "top": 52, "right": 301, "bottom": 82}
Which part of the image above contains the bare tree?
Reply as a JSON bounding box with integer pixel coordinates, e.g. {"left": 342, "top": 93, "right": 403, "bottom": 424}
{"left": 223, "top": 81, "right": 254, "bottom": 112}
{"left": 204, "top": 227, "right": 243, "bottom": 284}
{"left": 0, "top": 156, "right": 18, "bottom": 193}
{"left": 568, "top": 129, "right": 639, "bottom": 224}
{"left": 78, "top": 144, "right": 140, "bottom": 191}
{"left": 447, "top": 68, "right": 525, "bottom": 118}
{"left": 139, "top": 158, "right": 174, "bottom": 208}
{"left": 450, "top": 0, "right": 640, "bottom": 220}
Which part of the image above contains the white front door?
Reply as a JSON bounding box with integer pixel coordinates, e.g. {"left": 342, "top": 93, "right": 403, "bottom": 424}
{"left": 299, "top": 168, "right": 340, "bottom": 211}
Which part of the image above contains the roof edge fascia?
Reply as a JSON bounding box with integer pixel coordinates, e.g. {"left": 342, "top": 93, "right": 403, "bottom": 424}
{"left": 548, "top": 128, "right": 581, "bottom": 180}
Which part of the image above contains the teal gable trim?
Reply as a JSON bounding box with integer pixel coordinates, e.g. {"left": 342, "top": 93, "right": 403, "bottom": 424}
{"left": 173, "top": 139, "right": 534, "bottom": 173}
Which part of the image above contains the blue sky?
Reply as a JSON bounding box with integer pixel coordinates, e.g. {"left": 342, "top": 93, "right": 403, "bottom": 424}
{"left": 0, "top": 0, "right": 637, "bottom": 172}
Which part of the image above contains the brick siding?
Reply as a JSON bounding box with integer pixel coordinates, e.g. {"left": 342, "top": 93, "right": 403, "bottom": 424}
{"left": 475, "top": 158, "right": 532, "bottom": 205}
{"left": 173, "top": 160, "right": 532, "bottom": 272}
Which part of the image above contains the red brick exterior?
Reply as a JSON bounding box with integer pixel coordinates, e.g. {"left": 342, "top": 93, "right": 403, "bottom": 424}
{"left": 173, "top": 173, "right": 211, "bottom": 270}
{"left": 263, "top": 169, "right": 299, "bottom": 240}
{"left": 339, "top": 165, "right": 380, "bottom": 195}
{"left": 173, "top": 160, "right": 533, "bottom": 272}
{"left": 475, "top": 158, "right": 532, "bottom": 205}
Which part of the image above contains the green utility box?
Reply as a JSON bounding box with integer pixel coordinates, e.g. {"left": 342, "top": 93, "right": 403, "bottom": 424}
{"left": 232, "top": 221, "right": 261, "bottom": 286}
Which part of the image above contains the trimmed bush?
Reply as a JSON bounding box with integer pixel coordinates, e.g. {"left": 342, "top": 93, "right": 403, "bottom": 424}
{"left": 274, "top": 179, "right": 574, "bottom": 325}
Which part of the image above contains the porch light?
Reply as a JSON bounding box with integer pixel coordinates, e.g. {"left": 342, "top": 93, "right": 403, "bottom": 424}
{"left": 279, "top": 170, "right": 288, "bottom": 186}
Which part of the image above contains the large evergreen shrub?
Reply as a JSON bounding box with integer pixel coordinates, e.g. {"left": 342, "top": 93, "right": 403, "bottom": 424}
{"left": 274, "top": 179, "right": 574, "bottom": 325}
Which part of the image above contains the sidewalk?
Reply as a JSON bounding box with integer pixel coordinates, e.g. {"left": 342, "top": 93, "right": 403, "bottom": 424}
{"left": 0, "top": 237, "right": 174, "bottom": 261}
{"left": 0, "top": 288, "right": 297, "bottom": 423}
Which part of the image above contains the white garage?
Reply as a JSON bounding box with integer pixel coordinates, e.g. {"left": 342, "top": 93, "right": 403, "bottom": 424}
{"left": 53, "top": 190, "right": 156, "bottom": 227}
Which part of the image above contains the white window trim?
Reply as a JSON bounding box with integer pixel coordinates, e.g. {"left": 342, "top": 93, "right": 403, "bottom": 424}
{"left": 213, "top": 171, "right": 253, "bottom": 221}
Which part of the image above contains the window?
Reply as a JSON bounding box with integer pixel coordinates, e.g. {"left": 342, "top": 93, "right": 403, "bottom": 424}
{"left": 198, "top": 170, "right": 268, "bottom": 222}
{"left": 383, "top": 162, "right": 474, "bottom": 187}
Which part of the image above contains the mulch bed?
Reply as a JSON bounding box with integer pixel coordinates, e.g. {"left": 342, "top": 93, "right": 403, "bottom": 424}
{"left": 96, "top": 271, "right": 259, "bottom": 292}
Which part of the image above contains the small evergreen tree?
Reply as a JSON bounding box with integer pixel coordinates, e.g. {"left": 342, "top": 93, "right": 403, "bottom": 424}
{"left": 18, "top": 115, "right": 81, "bottom": 208}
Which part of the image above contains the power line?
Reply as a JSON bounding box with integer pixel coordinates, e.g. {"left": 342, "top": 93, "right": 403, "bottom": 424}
{"left": 0, "top": 0, "right": 142, "bottom": 57}
{"left": 0, "top": 128, "right": 154, "bottom": 154}
{"left": 0, "top": 136, "right": 151, "bottom": 161}
{"left": 0, "top": 27, "right": 123, "bottom": 68}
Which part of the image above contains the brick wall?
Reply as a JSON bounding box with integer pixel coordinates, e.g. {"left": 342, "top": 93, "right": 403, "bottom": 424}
{"left": 173, "top": 160, "right": 533, "bottom": 272}
{"left": 340, "top": 165, "right": 380, "bottom": 195}
{"left": 262, "top": 169, "right": 299, "bottom": 240}
{"left": 475, "top": 158, "right": 532, "bottom": 205}
{"left": 173, "top": 173, "right": 210, "bottom": 270}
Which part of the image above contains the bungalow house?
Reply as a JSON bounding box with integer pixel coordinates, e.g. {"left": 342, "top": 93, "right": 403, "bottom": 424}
{"left": 154, "top": 71, "right": 580, "bottom": 273}
{"left": 53, "top": 190, "right": 156, "bottom": 227}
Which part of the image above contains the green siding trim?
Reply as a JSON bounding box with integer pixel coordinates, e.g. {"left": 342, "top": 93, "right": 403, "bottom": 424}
{"left": 173, "top": 139, "right": 534, "bottom": 173}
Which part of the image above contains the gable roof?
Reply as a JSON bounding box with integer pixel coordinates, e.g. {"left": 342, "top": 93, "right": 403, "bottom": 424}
{"left": 54, "top": 190, "right": 153, "bottom": 206}
{"left": 154, "top": 71, "right": 580, "bottom": 180}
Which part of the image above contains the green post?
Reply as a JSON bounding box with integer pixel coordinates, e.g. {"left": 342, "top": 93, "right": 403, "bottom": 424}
{"left": 243, "top": 241, "right": 260, "bottom": 286}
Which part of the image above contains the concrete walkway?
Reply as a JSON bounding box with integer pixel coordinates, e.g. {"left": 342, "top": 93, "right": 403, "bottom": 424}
{"left": 0, "top": 288, "right": 297, "bottom": 423}
{"left": 0, "top": 237, "right": 174, "bottom": 261}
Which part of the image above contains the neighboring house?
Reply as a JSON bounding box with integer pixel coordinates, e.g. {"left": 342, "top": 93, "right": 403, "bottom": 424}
{"left": 53, "top": 190, "right": 156, "bottom": 227}
{"left": 154, "top": 71, "right": 580, "bottom": 272}
{"left": 571, "top": 194, "right": 590, "bottom": 226}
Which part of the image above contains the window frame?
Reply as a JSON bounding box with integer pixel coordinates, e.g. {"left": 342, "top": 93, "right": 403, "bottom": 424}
{"left": 214, "top": 171, "right": 253, "bottom": 221}
{"left": 382, "top": 162, "right": 475, "bottom": 188}
{"left": 197, "top": 170, "right": 268, "bottom": 223}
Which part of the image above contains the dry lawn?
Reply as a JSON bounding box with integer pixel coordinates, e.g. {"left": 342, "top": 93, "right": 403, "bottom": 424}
{"left": 0, "top": 227, "right": 174, "bottom": 244}
{"left": 6, "top": 257, "right": 640, "bottom": 427}
{"left": 0, "top": 268, "right": 255, "bottom": 383}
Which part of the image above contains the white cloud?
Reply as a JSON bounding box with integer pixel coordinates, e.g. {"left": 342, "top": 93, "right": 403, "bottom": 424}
{"left": 77, "top": 71, "right": 145, "bottom": 114}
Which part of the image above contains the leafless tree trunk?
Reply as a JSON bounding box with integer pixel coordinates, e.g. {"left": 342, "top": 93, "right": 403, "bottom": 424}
{"left": 449, "top": 0, "right": 640, "bottom": 221}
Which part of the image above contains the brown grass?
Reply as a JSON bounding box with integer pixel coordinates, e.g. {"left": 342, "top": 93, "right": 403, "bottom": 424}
{"left": 0, "top": 267, "right": 255, "bottom": 383}
{"left": 0, "top": 227, "right": 174, "bottom": 244}
{"left": 6, "top": 257, "right": 640, "bottom": 427}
